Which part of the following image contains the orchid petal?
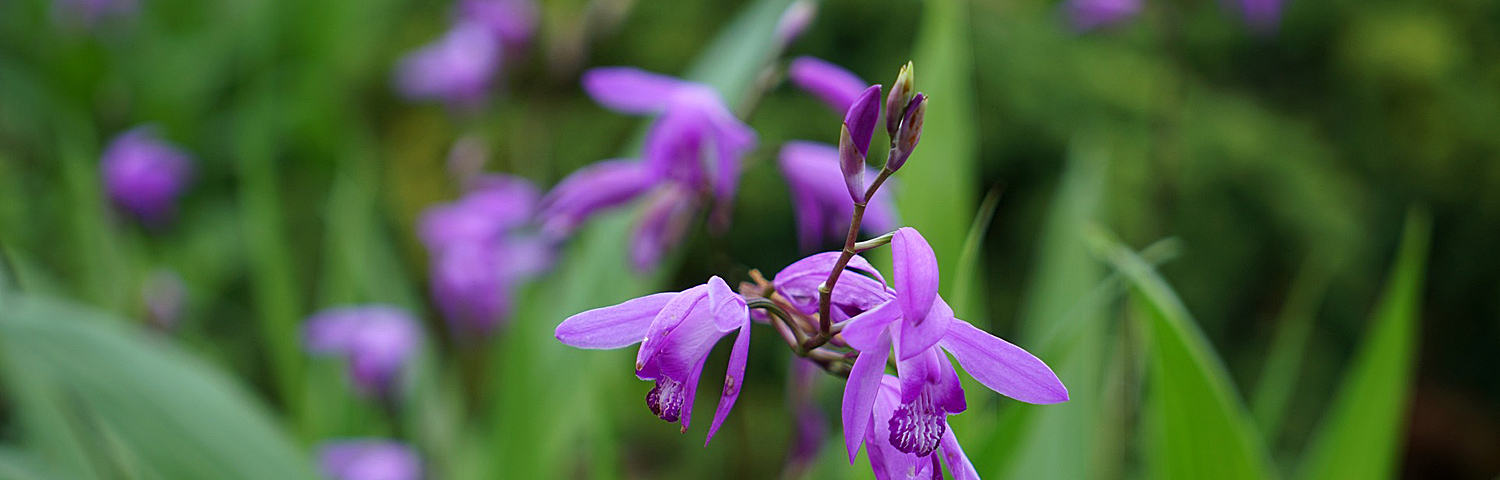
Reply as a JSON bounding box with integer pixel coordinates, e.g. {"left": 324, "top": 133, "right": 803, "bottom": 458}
{"left": 892, "top": 227, "right": 939, "bottom": 333}
{"left": 939, "top": 319, "right": 1069, "bottom": 404}
{"left": 635, "top": 285, "right": 708, "bottom": 369}
{"left": 843, "top": 85, "right": 883, "bottom": 158}
{"left": 555, "top": 292, "right": 675, "bottom": 349}
{"left": 582, "top": 67, "right": 688, "bottom": 114}
{"left": 842, "top": 330, "right": 891, "bottom": 462}
{"left": 897, "top": 295, "right": 954, "bottom": 361}
{"left": 705, "top": 276, "right": 748, "bottom": 332}
{"left": 940, "top": 428, "right": 981, "bottom": 480}
{"left": 840, "top": 300, "right": 900, "bottom": 351}
{"left": 706, "top": 320, "right": 751, "bottom": 444}
{"left": 788, "top": 56, "right": 869, "bottom": 113}
{"left": 538, "top": 159, "right": 657, "bottom": 236}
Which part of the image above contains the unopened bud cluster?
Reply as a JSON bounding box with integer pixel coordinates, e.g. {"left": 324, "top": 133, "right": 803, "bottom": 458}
{"left": 838, "top": 63, "right": 928, "bottom": 204}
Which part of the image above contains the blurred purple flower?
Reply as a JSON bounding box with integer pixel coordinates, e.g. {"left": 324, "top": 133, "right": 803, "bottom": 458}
{"left": 142, "top": 269, "right": 186, "bottom": 331}
{"left": 303, "top": 306, "right": 422, "bottom": 398}
{"left": 1067, "top": 0, "right": 1142, "bottom": 31}
{"left": 837, "top": 228, "right": 1067, "bottom": 463}
{"left": 100, "top": 127, "right": 194, "bottom": 227}
{"left": 555, "top": 276, "right": 752, "bottom": 443}
{"left": 774, "top": 0, "right": 817, "bottom": 47}
{"left": 784, "top": 359, "right": 827, "bottom": 476}
{"left": 457, "top": 0, "right": 538, "bottom": 49}
{"left": 778, "top": 141, "right": 898, "bottom": 252}
{"left": 420, "top": 175, "right": 554, "bottom": 336}
{"left": 541, "top": 68, "right": 757, "bottom": 270}
{"left": 53, "top": 0, "right": 137, "bottom": 27}
{"left": 395, "top": 21, "right": 500, "bottom": 106}
{"left": 1235, "top": 0, "right": 1283, "bottom": 32}
{"left": 788, "top": 56, "right": 869, "bottom": 114}
{"left": 317, "top": 439, "right": 423, "bottom": 480}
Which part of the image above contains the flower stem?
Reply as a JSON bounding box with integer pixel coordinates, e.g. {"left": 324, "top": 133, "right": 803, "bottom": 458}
{"left": 812, "top": 167, "right": 896, "bottom": 348}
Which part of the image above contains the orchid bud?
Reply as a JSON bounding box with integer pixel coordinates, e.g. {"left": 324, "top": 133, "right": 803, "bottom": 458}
{"left": 838, "top": 124, "right": 866, "bottom": 203}
{"left": 884, "top": 62, "right": 915, "bottom": 138}
{"left": 888, "top": 93, "right": 926, "bottom": 172}
{"left": 842, "top": 84, "right": 882, "bottom": 158}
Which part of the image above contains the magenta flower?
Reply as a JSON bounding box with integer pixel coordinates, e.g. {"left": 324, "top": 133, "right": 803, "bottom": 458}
{"left": 837, "top": 228, "right": 1068, "bottom": 461}
{"left": 303, "top": 306, "right": 422, "bottom": 398}
{"left": 395, "top": 21, "right": 501, "bottom": 106}
{"left": 778, "top": 141, "right": 898, "bottom": 252}
{"left": 555, "top": 276, "right": 752, "bottom": 442}
{"left": 419, "top": 175, "right": 554, "bottom": 336}
{"left": 788, "top": 56, "right": 870, "bottom": 114}
{"left": 1067, "top": 0, "right": 1142, "bottom": 31}
{"left": 317, "top": 439, "right": 423, "bottom": 480}
{"left": 100, "top": 127, "right": 194, "bottom": 227}
{"left": 457, "top": 0, "right": 538, "bottom": 50}
{"left": 542, "top": 68, "right": 757, "bottom": 270}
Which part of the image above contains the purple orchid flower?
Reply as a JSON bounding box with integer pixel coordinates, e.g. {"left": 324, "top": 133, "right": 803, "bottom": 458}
{"left": 864, "top": 375, "right": 980, "bottom": 479}
{"left": 457, "top": 0, "right": 538, "bottom": 50}
{"left": 835, "top": 228, "right": 1068, "bottom": 462}
{"left": 555, "top": 276, "right": 752, "bottom": 443}
{"left": 1067, "top": 0, "right": 1142, "bottom": 31}
{"left": 317, "top": 439, "right": 424, "bottom": 480}
{"left": 100, "top": 127, "right": 194, "bottom": 227}
{"left": 420, "top": 175, "right": 554, "bottom": 335}
{"left": 778, "top": 141, "right": 898, "bottom": 252}
{"left": 630, "top": 184, "right": 699, "bottom": 271}
{"left": 303, "top": 306, "right": 423, "bottom": 398}
{"left": 789, "top": 56, "right": 870, "bottom": 114}
{"left": 537, "top": 159, "right": 658, "bottom": 237}
{"left": 395, "top": 21, "right": 501, "bottom": 106}
{"left": 583, "top": 67, "right": 757, "bottom": 228}
{"left": 772, "top": 251, "right": 894, "bottom": 324}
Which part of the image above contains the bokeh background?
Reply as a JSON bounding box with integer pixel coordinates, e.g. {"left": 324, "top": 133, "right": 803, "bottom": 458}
{"left": 0, "top": 0, "right": 1497, "bottom": 478}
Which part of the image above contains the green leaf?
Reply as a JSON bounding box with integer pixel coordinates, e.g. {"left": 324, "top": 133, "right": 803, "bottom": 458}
{"left": 1296, "top": 208, "right": 1430, "bottom": 480}
{"left": 0, "top": 294, "right": 318, "bottom": 480}
{"left": 900, "top": 0, "right": 980, "bottom": 294}
{"left": 1094, "top": 229, "right": 1276, "bottom": 480}
{"left": 1250, "top": 255, "right": 1337, "bottom": 442}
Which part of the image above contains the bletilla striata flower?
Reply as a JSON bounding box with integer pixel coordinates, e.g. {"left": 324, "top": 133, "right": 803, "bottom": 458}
{"left": 317, "top": 439, "right": 424, "bottom": 480}
{"left": 100, "top": 127, "right": 194, "bottom": 227}
{"left": 864, "top": 375, "right": 980, "bottom": 479}
{"left": 420, "top": 175, "right": 554, "bottom": 336}
{"left": 303, "top": 306, "right": 422, "bottom": 398}
{"left": 395, "top": 21, "right": 501, "bottom": 106}
{"left": 555, "top": 276, "right": 753, "bottom": 443}
{"left": 837, "top": 228, "right": 1068, "bottom": 465}
{"left": 541, "top": 67, "right": 757, "bottom": 270}
{"left": 778, "top": 141, "right": 898, "bottom": 252}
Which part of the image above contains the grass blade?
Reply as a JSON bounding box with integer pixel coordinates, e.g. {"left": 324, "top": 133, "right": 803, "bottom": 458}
{"left": 1295, "top": 208, "right": 1430, "bottom": 480}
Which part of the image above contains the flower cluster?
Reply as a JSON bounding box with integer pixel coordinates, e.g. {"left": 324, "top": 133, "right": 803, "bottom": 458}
{"left": 556, "top": 62, "right": 1067, "bottom": 479}
{"left": 539, "top": 68, "right": 757, "bottom": 270}
{"left": 395, "top": 0, "right": 538, "bottom": 106}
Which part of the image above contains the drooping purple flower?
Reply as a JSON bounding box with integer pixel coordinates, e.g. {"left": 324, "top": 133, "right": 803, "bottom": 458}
{"left": 395, "top": 21, "right": 501, "bottom": 106}
{"left": 317, "top": 439, "right": 424, "bottom": 480}
{"left": 542, "top": 68, "right": 757, "bottom": 270}
{"left": 420, "top": 175, "right": 554, "bottom": 336}
{"left": 778, "top": 141, "right": 898, "bottom": 252}
{"left": 863, "top": 375, "right": 980, "bottom": 480}
{"left": 774, "top": 0, "right": 817, "bottom": 47}
{"left": 1067, "top": 0, "right": 1142, "bottom": 31}
{"left": 789, "top": 56, "right": 870, "bottom": 114}
{"left": 555, "top": 276, "right": 752, "bottom": 443}
{"left": 457, "top": 0, "right": 538, "bottom": 49}
{"left": 834, "top": 228, "right": 1068, "bottom": 462}
{"left": 303, "top": 306, "right": 422, "bottom": 397}
{"left": 100, "top": 127, "right": 194, "bottom": 227}
{"left": 53, "top": 0, "right": 137, "bottom": 28}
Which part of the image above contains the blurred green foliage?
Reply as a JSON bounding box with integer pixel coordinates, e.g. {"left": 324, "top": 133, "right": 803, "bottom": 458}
{"left": 1, "top": 0, "right": 1498, "bottom": 478}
